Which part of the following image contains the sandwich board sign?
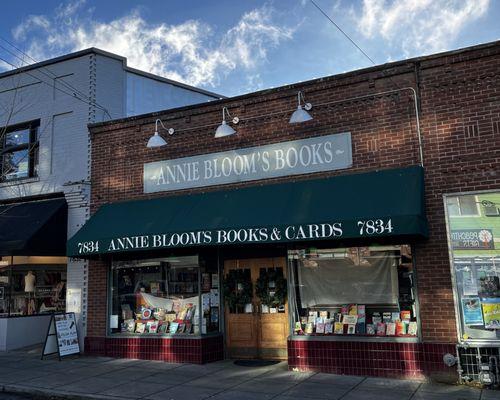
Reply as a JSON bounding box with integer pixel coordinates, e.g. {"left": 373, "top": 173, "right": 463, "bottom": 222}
{"left": 42, "top": 313, "right": 80, "bottom": 360}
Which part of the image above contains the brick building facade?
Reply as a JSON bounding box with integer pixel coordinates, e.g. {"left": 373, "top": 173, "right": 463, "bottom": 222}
{"left": 72, "top": 41, "right": 500, "bottom": 379}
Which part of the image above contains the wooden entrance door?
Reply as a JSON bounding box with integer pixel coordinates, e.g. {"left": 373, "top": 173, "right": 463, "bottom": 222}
{"left": 224, "top": 257, "right": 288, "bottom": 360}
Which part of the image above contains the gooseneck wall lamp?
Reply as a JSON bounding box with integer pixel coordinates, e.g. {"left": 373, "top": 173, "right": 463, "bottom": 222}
{"left": 215, "top": 107, "right": 239, "bottom": 138}
{"left": 147, "top": 119, "right": 173, "bottom": 148}
{"left": 289, "top": 91, "right": 313, "bottom": 124}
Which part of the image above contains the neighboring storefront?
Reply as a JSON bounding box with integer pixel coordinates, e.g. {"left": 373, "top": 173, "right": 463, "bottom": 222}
{"left": 68, "top": 41, "right": 500, "bottom": 380}
{"left": 0, "top": 196, "right": 67, "bottom": 350}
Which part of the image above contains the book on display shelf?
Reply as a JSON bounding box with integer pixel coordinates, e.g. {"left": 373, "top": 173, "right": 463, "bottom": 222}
{"left": 376, "top": 322, "right": 386, "bottom": 336}
{"left": 334, "top": 322, "right": 344, "bottom": 334}
{"left": 386, "top": 322, "right": 396, "bottom": 336}
{"left": 325, "top": 319, "right": 333, "bottom": 334}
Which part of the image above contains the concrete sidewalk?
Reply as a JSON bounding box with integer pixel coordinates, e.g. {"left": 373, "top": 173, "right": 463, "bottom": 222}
{"left": 0, "top": 349, "right": 494, "bottom": 400}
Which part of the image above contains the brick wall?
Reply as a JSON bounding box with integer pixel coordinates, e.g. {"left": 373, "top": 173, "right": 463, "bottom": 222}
{"left": 87, "top": 41, "right": 500, "bottom": 346}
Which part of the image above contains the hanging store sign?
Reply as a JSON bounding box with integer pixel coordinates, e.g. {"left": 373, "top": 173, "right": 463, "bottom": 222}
{"left": 451, "top": 229, "right": 495, "bottom": 250}
{"left": 144, "top": 132, "right": 352, "bottom": 193}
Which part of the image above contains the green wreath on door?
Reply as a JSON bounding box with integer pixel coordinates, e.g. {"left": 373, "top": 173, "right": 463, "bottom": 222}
{"left": 255, "top": 269, "right": 287, "bottom": 307}
{"left": 223, "top": 269, "right": 253, "bottom": 310}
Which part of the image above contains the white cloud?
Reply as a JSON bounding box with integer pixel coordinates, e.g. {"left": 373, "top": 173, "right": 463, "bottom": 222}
{"left": 10, "top": 1, "right": 294, "bottom": 88}
{"left": 355, "top": 0, "right": 490, "bottom": 56}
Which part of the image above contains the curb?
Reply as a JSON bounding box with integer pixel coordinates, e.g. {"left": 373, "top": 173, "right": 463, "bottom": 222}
{"left": 1, "top": 384, "right": 114, "bottom": 400}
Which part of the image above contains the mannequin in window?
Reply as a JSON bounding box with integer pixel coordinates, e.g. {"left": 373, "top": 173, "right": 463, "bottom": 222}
{"left": 24, "top": 271, "right": 36, "bottom": 293}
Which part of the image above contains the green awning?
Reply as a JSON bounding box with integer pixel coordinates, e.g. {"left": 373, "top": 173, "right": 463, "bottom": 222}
{"left": 68, "top": 166, "right": 428, "bottom": 257}
{"left": 0, "top": 197, "right": 67, "bottom": 256}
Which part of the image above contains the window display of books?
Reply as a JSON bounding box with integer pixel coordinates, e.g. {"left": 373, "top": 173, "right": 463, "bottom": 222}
{"left": 294, "top": 304, "right": 418, "bottom": 337}
{"left": 121, "top": 303, "right": 197, "bottom": 335}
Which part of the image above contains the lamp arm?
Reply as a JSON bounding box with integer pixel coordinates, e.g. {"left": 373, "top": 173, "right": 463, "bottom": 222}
{"left": 155, "top": 119, "right": 169, "bottom": 133}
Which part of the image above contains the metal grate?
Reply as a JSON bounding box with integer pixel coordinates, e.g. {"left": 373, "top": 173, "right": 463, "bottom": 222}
{"left": 457, "top": 345, "right": 500, "bottom": 386}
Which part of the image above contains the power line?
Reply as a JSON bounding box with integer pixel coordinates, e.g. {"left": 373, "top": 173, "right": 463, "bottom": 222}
{"left": 309, "top": 0, "right": 402, "bottom": 90}
{"left": 0, "top": 38, "right": 99, "bottom": 107}
{"left": 0, "top": 39, "right": 111, "bottom": 119}
{"left": 309, "top": 0, "right": 378, "bottom": 66}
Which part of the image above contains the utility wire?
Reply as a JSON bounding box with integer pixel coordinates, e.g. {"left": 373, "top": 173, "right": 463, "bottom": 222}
{"left": 0, "top": 39, "right": 111, "bottom": 119}
{"left": 0, "top": 38, "right": 98, "bottom": 106}
{"left": 309, "top": 0, "right": 401, "bottom": 90}
{"left": 310, "top": 0, "right": 377, "bottom": 65}
{"left": 0, "top": 54, "right": 107, "bottom": 119}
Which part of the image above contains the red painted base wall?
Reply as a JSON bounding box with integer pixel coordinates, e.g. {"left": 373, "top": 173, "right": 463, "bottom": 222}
{"left": 85, "top": 335, "right": 224, "bottom": 364}
{"left": 288, "top": 340, "right": 456, "bottom": 379}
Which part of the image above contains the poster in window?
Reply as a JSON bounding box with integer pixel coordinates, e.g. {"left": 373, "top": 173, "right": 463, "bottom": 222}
{"left": 481, "top": 298, "right": 500, "bottom": 329}
{"left": 461, "top": 297, "right": 484, "bottom": 325}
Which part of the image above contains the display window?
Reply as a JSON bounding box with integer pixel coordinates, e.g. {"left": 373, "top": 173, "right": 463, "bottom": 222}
{"left": 288, "top": 245, "right": 418, "bottom": 338}
{"left": 445, "top": 191, "right": 500, "bottom": 341}
{"left": 109, "top": 255, "right": 220, "bottom": 336}
{"left": 0, "top": 264, "right": 66, "bottom": 317}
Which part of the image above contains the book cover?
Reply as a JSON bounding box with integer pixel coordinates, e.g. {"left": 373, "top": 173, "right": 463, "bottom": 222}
{"left": 341, "top": 305, "right": 349, "bottom": 315}
{"left": 461, "top": 297, "right": 483, "bottom": 325}
{"left": 348, "top": 304, "right": 358, "bottom": 315}
{"left": 391, "top": 312, "right": 400, "bottom": 322}
{"left": 316, "top": 322, "right": 325, "bottom": 334}
{"left": 356, "top": 322, "right": 366, "bottom": 334}
{"left": 319, "top": 310, "right": 329, "bottom": 319}
{"left": 325, "top": 320, "right": 333, "bottom": 334}
{"left": 400, "top": 310, "right": 411, "bottom": 321}
{"left": 124, "top": 319, "right": 135, "bottom": 333}
{"left": 347, "top": 324, "right": 356, "bottom": 334}
{"left": 309, "top": 310, "right": 319, "bottom": 318}
{"left": 386, "top": 322, "right": 396, "bottom": 336}
{"left": 305, "top": 323, "right": 314, "bottom": 334}
{"left": 294, "top": 321, "right": 303, "bottom": 334}
{"left": 307, "top": 315, "right": 316, "bottom": 324}
{"left": 408, "top": 321, "right": 418, "bottom": 336}
{"left": 135, "top": 322, "right": 146, "bottom": 334}
{"left": 335, "top": 313, "right": 342, "bottom": 322}
{"left": 300, "top": 316, "right": 308, "bottom": 325}
{"left": 148, "top": 321, "right": 159, "bottom": 333}
{"left": 376, "top": 322, "right": 386, "bottom": 336}
{"left": 366, "top": 324, "right": 376, "bottom": 335}
{"left": 169, "top": 322, "right": 179, "bottom": 334}
{"left": 396, "top": 321, "right": 406, "bottom": 336}
{"left": 315, "top": 317, "right": 324, "bottom": 325}
{"left": 358, "top": 305, "right": 366, "bottom": 320}
{"left": 482, "top": 298, "right": 500, "bottom": 329}
{"left": 158, "top": 323, "right": 168, "bottom": 334}
{"left": 342, "top": 315, "right": 358, "bottom": 325}
{"left": 334, "top": 322, "right": 344, "bottom": 334}
{"left": 383, "top": 312, "right": 392, "bottom": 323}
{"left": 372, "top": 312, "right": 382, "bottom": 324}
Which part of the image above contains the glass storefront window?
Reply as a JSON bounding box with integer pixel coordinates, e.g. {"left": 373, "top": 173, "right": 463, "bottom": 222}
{"left": 445, "top": 191, "right": 500, "bottom": 341}
{"left": 288, "top": 245, "right": 419, "bottom": 338}
{"left": 0, "top": 264, "right": 66, "bottom": 317}
{"left": 110, "top": 255, "right": 220, "bottom": 336}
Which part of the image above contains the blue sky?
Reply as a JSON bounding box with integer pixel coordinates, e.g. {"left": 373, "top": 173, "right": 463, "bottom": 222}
{"left": 0, "top": 0, "right": 499, "bottom": 96}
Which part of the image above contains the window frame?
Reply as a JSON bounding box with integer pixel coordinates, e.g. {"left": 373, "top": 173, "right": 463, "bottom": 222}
{"left": 1, "top": 120, "right": 40, "bottom": 182}
{"left": 286, "top": 244, "right": 421, "bottom": 343}
{"left": 447, "top": 195, "right": 481, "bottom": 217}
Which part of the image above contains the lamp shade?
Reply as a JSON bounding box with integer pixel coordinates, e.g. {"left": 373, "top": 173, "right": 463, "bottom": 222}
{"left": 289, "top": 106, "right": 313, "bottom": 124}
{"left": 147, "top": 132, "right": 167, "bottom": 148}
{"left": 214, "top": 121, "right": 236, "bottom": 138}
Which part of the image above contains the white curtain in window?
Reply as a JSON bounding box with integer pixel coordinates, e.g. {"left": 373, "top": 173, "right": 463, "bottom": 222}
{"left": 298, "top": 252, "right": 399, "bottom": 306}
